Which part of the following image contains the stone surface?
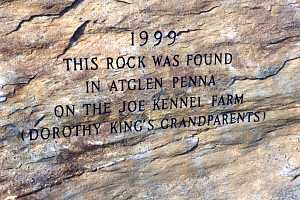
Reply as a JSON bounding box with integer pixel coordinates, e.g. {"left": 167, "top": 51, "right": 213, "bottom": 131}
{"left": 0, "top": 0, "right": 300, "bottom": 199}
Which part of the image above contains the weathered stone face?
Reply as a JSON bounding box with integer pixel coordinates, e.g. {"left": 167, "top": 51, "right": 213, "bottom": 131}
{"left": 0, "top": 0, "right": 300, "bottom": 199}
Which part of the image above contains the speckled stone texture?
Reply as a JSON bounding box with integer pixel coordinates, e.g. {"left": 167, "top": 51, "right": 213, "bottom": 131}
{"left": 0, "top": 0, "right": 300, "bottom": 199}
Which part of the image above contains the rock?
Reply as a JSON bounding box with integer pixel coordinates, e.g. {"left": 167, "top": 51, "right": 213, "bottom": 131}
{"left": 0, "top": 0, "right": 300, "bottom": 199}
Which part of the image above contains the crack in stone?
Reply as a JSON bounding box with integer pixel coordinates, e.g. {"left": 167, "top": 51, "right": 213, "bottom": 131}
{"left": 291, "top": 174, "right": 300, "bottom": 181}
{"left": 113, "top": 0, "right": 132, "bottom": 4}
{"left": 52, "top": 0, "right": 84, "bottom": 19}
{"left": 8, "top": 106, "right": 31, "bottom": 117}
{"left": 164, "top": 6, "right": 219, "bottom": 17}
{"left": 1, "top": 73, "right": 37, "bottom": 88}
{"left": 6, "top": 0, "right": 85, "bottom": 35}
{"left": 105, "top": 26, "right": 132, "bottom": 33}
{"left": 266, "top": 35, "right": 300, "bottom": 46}
{"left": 0, "top": 74, "right": 37, "bottom": 105}
{"left": 57, "top": 20, "right": 90, "bottom": 59}
{"left": 181, "top": 5, "right": 219, "bottom": 16}
{"left": 177, "top": 27, "right": 202, "bottom": 36}
{"left": 16, "top": 170, "right": 85, "bottom": 199}
{"left": 172, "top": 137, "right": 199, "bottom": 157}
{"left": 0, "top": 0, "right": 16, "bottom": 7}
{"left": 228, "top": 56, "right": 300, "bottom": 87}
{"left": 34, "top": 115, "right": 47, "bottom": 127}
{"left": 140, "top": 5, "right": 219, "bottom": 17}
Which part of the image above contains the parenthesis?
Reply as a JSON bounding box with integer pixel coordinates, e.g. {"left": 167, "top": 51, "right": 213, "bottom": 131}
{"left": 21, "top": 130, "right": 25, "bottom": 141}
{"left": 262, "top": 111, "right": 266, "bottom": 121}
